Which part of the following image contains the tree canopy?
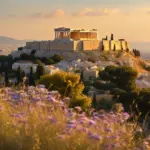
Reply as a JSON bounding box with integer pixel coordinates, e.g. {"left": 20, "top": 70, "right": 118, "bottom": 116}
{"left": 99, "top": 66, "right": 138, "bottom": 91}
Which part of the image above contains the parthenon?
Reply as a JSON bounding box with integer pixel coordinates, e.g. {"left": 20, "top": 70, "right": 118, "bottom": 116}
{"left": 26, "top": 27, "right": 130, "bottom": 51}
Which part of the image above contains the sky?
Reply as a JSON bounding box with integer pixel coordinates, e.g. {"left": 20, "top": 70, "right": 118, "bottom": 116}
{"left": 1, "top": 0, "right": 150, "bottom": 42}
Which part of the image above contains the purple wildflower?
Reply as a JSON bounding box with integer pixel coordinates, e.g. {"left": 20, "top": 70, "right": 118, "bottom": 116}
{"left": 105, "top": 128, "right": 112, "bottom": 133}
{"left": 48, "top": 96, "right": 56, "bottom": 103}
{"left": 38, "top": 85, "right": 45, "bottom": 88}
{"left": 89, "top": 120, "right": 96, "bottom": 126}
{"left": 47, "top": 116, "right": 57, "bottom": 124}
{"left": 88, "top": 132, "right": 101, "bottom": 141}
{"left": 66, "top": 124, "right": 76, "bottom": 129}
{"left": 31, "top": 97, "right": 41, "bottom": 102}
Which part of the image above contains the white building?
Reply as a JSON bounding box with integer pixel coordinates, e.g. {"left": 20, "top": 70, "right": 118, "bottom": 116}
{"left": 12, "top": 61, "right": 37, "bottom": 74}
{"left": 83, "top": 69, "right": 99, "bottom": 81}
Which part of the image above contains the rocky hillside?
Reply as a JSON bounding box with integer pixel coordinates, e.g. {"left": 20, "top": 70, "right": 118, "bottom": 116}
{"left": 11, "top": 48, "right": 150, "bottom": 74}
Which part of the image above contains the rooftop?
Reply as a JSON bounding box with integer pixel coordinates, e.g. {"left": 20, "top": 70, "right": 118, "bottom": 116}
{"left": 54, "top": 27, "right": 97, "bottom": 32}
{"left": 54, "top": 27, "right": 70, "bottom": 31}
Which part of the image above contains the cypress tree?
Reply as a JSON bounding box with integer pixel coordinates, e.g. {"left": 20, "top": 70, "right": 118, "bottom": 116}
{"left": 92, "top": 92, "right": 97, "bottom": 109}
{"left": 36, "top": 64, "right": 46, "bottom": 79}
{"left": 29, "top": 67, "right": 35, "bottom": 86}
{"left": 5, "top": 71, "right": 9, "bottom": 86}
{"left": 80, "top": 70, "right": 84, "bottom": 81}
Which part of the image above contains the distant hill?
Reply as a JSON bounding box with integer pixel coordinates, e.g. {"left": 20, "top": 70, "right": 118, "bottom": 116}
{"left": 0, "top": 36, "right": 27, "bottom": 44}
{"left": 0, "top": 36, "right": 28, "bottom": 55}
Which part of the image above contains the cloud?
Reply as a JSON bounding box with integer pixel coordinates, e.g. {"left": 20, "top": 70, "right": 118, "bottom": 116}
{"left": 73, "top": 8, "right": 120, "bottom": 17}
{"left": 28, "top": 9, "right": 65, "bottom": 19}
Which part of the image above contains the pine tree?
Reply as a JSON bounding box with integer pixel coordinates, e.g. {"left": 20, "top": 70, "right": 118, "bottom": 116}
{"left": 29, "top": 67, "right": 35, "bottom": 86}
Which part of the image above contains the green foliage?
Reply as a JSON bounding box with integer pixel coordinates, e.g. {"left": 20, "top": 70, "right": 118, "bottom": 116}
{"left": 38, "top": 72, "right": 83, "bottom": 96}
{"left": 92, "top": 92, "right": 97, "bottom": 109}
{"left": 94, "top": 80, "right": 117, "bottom": 90}
{"left": 69, "top": 95, "right": 92, "bottom": 110}
{"left": 46, "top": 58, "right": 54, "bottom": 65}
{"left": 51, "top": 54, "right": 64, "bottom": 63}
{"left": 97, "top": 98, "right": 114, "bottom": 110}
{"left": 18, "top": 47, "right": 23, "bottom": 51}
{"left": 36, "top": 64, "right": 46, "bottom": 79}
{"left": 83, "top": 86, "right": 91, "bottom": 94}
{"left": 99, "top": 66, "right": 138, "bottom": 91}
{"left": 35, "top": 59, "right": 42, "bottom": 65}
{"left": 30, "top": 50, "right": 36, "bottom": 55}
{"left": 0, "top": 55, "right": 13, "bottom": 73}
{"left": 5, "top": 71, "right": 8, "bottom": 86}
{"left": 20, "top": 53, "right": 29, "bottom": 60}
{"left": 38, "top": 71, "right": 91, "bottom": 109}
{"left": 29, "top": 67, "right": 35, "bottom": 86}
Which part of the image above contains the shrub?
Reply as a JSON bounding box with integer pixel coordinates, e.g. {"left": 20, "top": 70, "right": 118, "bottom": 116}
{"left": 94, "top": 80, "right": 117, "bottom": 90}
{"left": 51, "top": 54, "right": 64, "bottom": 63}
{"left": 99, "top": 66, "right": 138, "bottom": 91}
{"left": 69, "top": 95, "right": 92, "bottom": 110}
{"left": 38, "top": 71, "right": 90, "bottom": 109}
{"left": 38, "top": 71, "right": 83, "bottom": 97}
{"left": 30, "top": 49, "right": 36, "bottom": 55}
{"left": 96, "top": 98, "right": 114, "bottom": 110}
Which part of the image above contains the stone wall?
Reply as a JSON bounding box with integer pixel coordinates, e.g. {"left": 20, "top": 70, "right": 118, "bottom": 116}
{"left": 102, "top": 40, "right": 110, "bottom": 51}
{"left": 25, "top": 39, "right": 130, "bottom": 52}
{"left": 26, "top": 41, "right": 40, "bottom": 50}
{"left": 83, "top": 40, "right": 100, "bottom": 51}
{"left": 73, "top": 41, "right": 83, "bottom": 51}
{"left": 110, "top": 40, "right": 121, "bottom": 51}
{"left": 50, "top": 40, "right": 74, "bottom": 51}
{"left": 39, "top": 41, "right": 51, "bottom": 51}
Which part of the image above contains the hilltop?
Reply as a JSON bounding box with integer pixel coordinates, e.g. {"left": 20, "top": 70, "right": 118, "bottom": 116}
{"left": 10, "top": 48, "right": 150, "bottom": 76}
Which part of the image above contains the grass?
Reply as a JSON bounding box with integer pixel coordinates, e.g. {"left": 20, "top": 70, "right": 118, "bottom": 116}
{"left": 0, "top": 85, "right": 149, "bottom": 150}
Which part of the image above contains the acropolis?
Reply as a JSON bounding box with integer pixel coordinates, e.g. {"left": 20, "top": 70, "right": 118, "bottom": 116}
{"left": 25, "top": 27, "right": 130, "bottom": 51}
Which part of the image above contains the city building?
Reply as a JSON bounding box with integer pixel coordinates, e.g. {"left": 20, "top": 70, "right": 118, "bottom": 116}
{"left": 83, "top": 69, "right": 99, "bottom": 81}
{"left": 12, "top": 60, "right": 37, "bottom": 74}
{"left": 25, "top": 27, "right": 130, "bottom": 52}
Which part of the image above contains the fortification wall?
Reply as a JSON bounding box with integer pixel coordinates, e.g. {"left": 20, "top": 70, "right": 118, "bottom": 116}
{"left": 120, "top": 40, "right": 127, "bottom": 50}
{"left": 25, "top": 39, "right": 130, "bottom": 52}
{"left": 39, "top": 41, "right": 51, "bottom": 51}
{"left": 83, "top": 40, "right": 100, "bottom": 51}
{"left": 50, "top": 40, "right": 74, "bottom": 51}
{"left": 26, "top": 41, "right": 40, "bottom": 50}
{"left": 110, "top": 40, "right": 121, "bottom": 51}
{"left": 102, "top": 40, "right": 110, "bottom": 51}
{"left": 73, "top": 41, "right": 83, "bottom": 51}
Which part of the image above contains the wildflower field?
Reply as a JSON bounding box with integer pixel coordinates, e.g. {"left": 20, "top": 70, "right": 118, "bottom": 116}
{"left": 0, "top": 85, "right": 149, "bottom": 150}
